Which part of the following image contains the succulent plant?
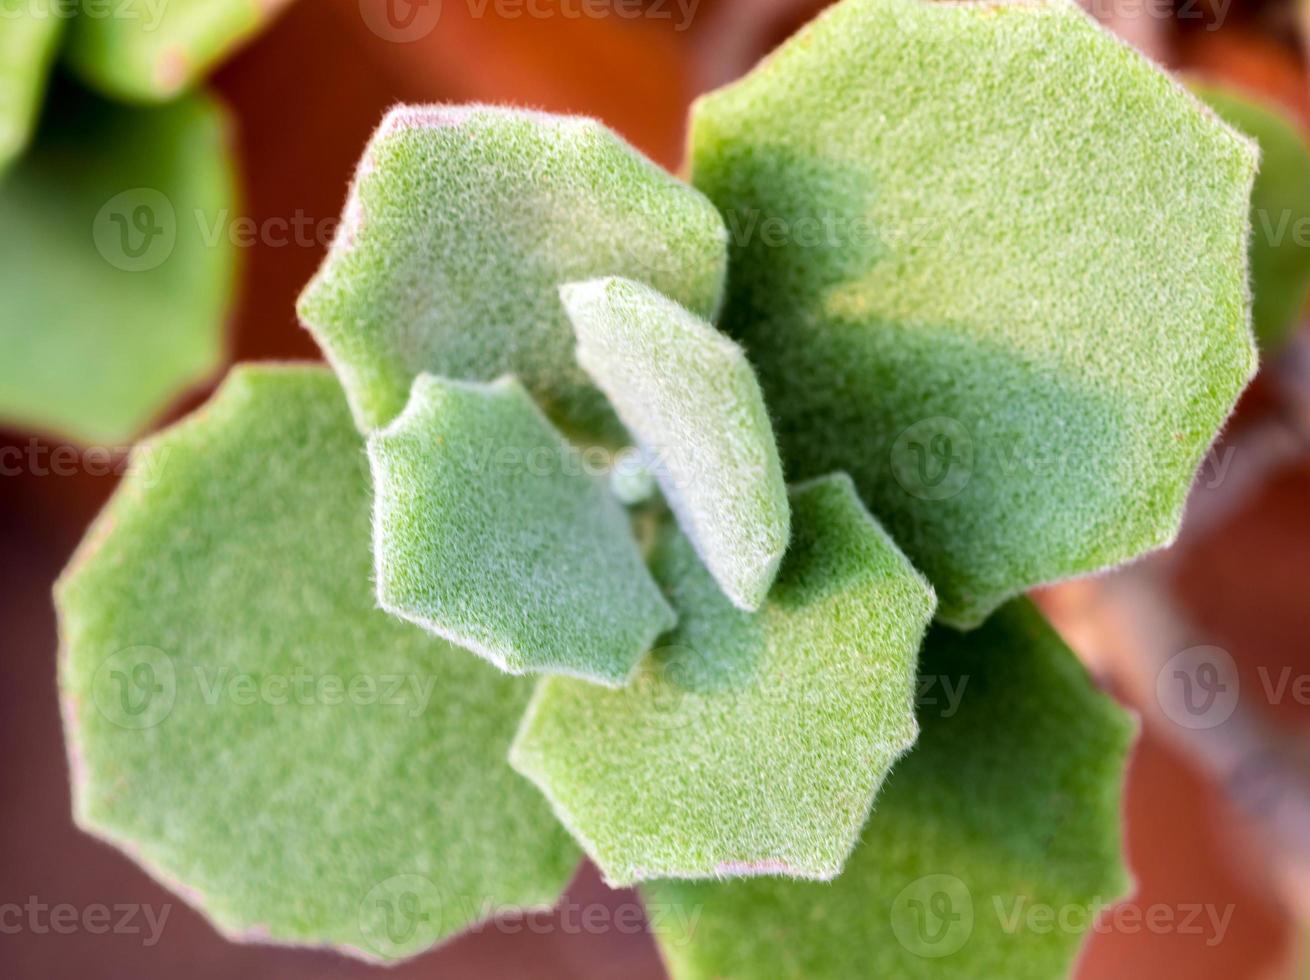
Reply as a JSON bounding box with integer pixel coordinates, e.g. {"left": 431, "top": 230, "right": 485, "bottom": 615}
{"left": 57, "top": 0, "right": 1266, "bottom": 975}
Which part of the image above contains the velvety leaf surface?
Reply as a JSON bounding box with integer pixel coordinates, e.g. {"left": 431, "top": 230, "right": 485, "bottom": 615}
{"left": 1194, "top": 81, "right": 1310, "bottom": 351}
{"left": 510, "top": 473, "right": 934, "bottom": 886}
{"left": 645, "top": 599, "right": 1134, "bottom": 979}
{"left": 56, "top": 365, "right": 579, "bottom": 962}
{"left": 298, "top": 104, "right": 729, "bottom": 440}
{"left": 562, "top": 276, "right": 790, "bottom": 610}
{"left": 0, "top": 0, "right": 62, "bottom": 169}
{"left": 0, "top": 86, "right": 235, "bottom": 442}
{"left": 65, "top": 0, "right": 292, "bottom": 101}
{"left": 369, "top": 373, "right": 675, "bottom": 686}
{"left": 690, "top": 0, "right": 1257, "bottom": 627}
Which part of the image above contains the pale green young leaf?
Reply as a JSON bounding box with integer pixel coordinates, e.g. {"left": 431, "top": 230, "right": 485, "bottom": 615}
{"left": 510, "top": 474, "right": 934, "bottom": 886}
{"left": 0, "top": 0, "right": 63, "bottom": 169}
{"left": 65, "top": 0, "right": 292, "bottom": 102}
{"left": 298, "top": 104, "right": 729, "bottom": 440}
{"left": 561, "top": 276, "right": 790, "bottom": 610}
{"left": 369, "top": 373, "right": 676, "bottom": 686}
{"left": 0, "top": 87, "right": 236, "bottom": 442}
{"left": 690, "top": 0, "right": 1257, "bottom": 627}
{"left": 1194, "top": 81, "right": 1310, "bottom": 351}
{"left": 56, "top": 365, "right": 579, "bottom": 963}
{"left": 645, "top": 600, "right": 1134, "bottom": 979}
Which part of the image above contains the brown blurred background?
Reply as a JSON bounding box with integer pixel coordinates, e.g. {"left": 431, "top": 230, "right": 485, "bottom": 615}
{"left": 3, "top": 0, "right": 1310, "bottom": 976}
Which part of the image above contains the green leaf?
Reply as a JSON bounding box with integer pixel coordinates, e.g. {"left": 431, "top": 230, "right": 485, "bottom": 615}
{"left": 690, "top": 0, "right": 1257, "bottom": 628}
{"left": 0, "top": 85, "right": 236, "bottom": 442}
{"left": 298, "top": 104, "right": 729, "bottom": 440}
{"left": 369, "top": 373, "right": 676, "bottom": 686}
{"left": 64, "top": 0, "right": 291, "bottom": 102}
{"left": 510, "top": 473, "right": 935, "bottom": 886}
{"left": 1193, "top": 81, "right": 1310, "bottom": 352}
{"left": 56, "top": 365, "right": 579, "bottom": 963}
{"left": 0, "top": 0, "right": 63, "bottom": 169}
{"left": 561, "top": 276, "right": 790, "bottom": 610}
{"left": 644, "top": 599, "right": 1134, "bottom": 979}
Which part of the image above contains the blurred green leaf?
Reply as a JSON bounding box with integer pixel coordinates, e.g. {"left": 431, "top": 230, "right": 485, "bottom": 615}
{"left": 0, "top": 85, "right": 236, "bottom": 442}
{"left": 0, "top": 0, "right": 63, "bottom": 169}
{"left": 65, "top": 0, "right": 291, "bottom": 102}
{"left": 1194, "top": 81, "right": 1310, "bottom": 352}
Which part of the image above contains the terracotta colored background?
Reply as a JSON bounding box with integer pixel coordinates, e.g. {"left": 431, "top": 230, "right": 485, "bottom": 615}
{"left": 3, "top": 0, "right": 1309, "bottom": 976}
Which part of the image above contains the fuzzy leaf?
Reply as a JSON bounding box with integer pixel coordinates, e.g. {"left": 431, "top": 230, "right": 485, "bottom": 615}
{"left": 1194, "top": 81, "right": 1310, "bottom": 351}
{"left": 510, "top": 473, "right": 935, "bottom": 886}
{"left": 369, "top": 373, "right": 676, "bottom": 686}
{"left": 0, "top": 0, "right": 63, "bottom": 169}
{"left": 298, "top": 104, "right": 729, "bottom": 440}
{"left": 65, "top": 0, "right": 292, "bottom": 101}
{"left": 690, "top": 0, "right": 1257, "bottom": 627}
{"left": 0, "top": 87, "right": 235, "bottom": 442}
{"left": 56, "top": 365, "right": 579, "bottom": 963}
{"left": 645, "top": 599, "right": 1134, "bottom": 979}
{"left": 561, "top": 276, "right": 790, "bottom": 610}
